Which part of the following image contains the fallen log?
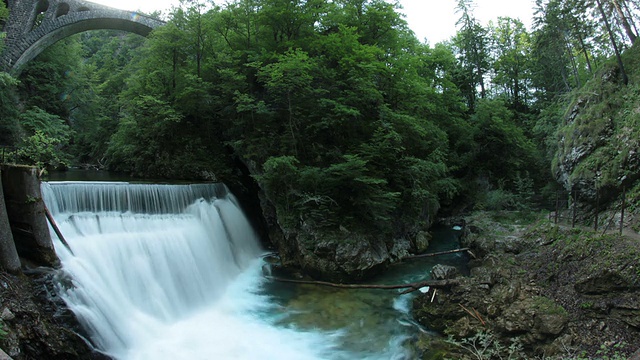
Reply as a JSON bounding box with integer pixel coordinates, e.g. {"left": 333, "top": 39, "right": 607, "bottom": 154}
{"left": 265, "top": 276, "right": 459, "bottom": 294}
{"left": 403, "top": 247, "right": 470, "bottom": 260}
{"left": 44, "top": 205, "right": 74, "bottom": 255}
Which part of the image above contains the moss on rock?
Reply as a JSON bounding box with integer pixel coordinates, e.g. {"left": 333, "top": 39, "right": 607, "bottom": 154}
{"left": 412, "top": 212, "right": 640, "bottom": 359}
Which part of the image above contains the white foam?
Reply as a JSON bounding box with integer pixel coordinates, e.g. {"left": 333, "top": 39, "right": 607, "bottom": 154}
{"left": 45, "top": 183, "right": 341, "bottom": 360}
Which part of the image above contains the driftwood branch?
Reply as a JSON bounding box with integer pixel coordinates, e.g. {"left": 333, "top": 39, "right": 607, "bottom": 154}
{"left": 403, "top": 248, "right": 470, "bottom": 260}
{"left": 265, "top": 276, "right": 459, "bottom": 295}
{"left": 459, "top": 304, "right": 486, "bottom": 326}
{"left": 264, "top": 247, "right": 469, "bottom": 295}
{"left": 43, "top": 205, "right": 74, "bottom": 255}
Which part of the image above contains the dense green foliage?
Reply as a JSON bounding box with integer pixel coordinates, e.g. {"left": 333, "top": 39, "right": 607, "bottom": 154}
{"left": 2, "top": 0, "right": 639, "bottom": 236}
{"left": 1, "top": 1, "right": 19, "bottom": 146}
{"left": 0, "top": 72, "right": 19, "bottom": 146}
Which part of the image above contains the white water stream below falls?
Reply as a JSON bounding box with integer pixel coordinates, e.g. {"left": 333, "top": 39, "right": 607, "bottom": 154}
{"left": 42, "top": 181, "right": 458, "bottom": 360}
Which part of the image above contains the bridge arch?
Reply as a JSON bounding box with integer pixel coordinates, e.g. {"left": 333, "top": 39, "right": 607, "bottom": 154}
{"left": 1, "top": 0, "right": 165, "bottom": 76}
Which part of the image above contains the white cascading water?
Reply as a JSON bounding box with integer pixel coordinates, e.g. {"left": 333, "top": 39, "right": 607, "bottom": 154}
{"left": 42, "top": 182, "right": 346, "bottom": 360}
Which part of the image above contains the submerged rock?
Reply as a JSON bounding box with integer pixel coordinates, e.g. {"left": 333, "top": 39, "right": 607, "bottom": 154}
{"left": 413, "top": 231, "right": 431, "bottom": 254}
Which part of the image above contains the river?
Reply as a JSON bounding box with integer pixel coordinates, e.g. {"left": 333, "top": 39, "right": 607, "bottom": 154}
{"left": 41, "top": 172, "right": 465, "bottom": 359}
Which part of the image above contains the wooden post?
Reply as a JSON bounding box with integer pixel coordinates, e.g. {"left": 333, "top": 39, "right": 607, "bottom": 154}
{"left": 555, "top": 191, "right": 559, "bottom": 224}
{"left": 594, "top": 186, "right": 599, "bottom": 231}
{"left": 620, "top": 186, "right": 626, "bottom": 235}
{"left": 0, "top": 169, "right": 22, "bottom": 274}
{"left": 572, "top": 190, "right": 577, "bottom": 228}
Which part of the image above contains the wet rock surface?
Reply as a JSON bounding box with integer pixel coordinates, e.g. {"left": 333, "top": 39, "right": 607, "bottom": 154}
{"left": 412, "top": 212, "right": 640, "bottom": 359}
{"left": 261, "top": 192, "right": 417, "bottom": 282}
{"left": 284, "top": 225, "right": 406, "bottom": 282}
{"left": 430, "top": 264, "right": 459, "bottom": 281}
{"left": 256, "top": 176, "right": 433, "bottom": 282}
{"left": 0, "top": 269, "right": 109, "bottom": 360}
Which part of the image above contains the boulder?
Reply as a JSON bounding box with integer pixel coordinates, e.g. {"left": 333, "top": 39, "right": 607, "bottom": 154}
{"left": 294, "top": 228, "right": 391, "bottom": 282}
{"left": 389, "top": 237, "right": 411, "bottom": 260}
{"left": 496, "top": 299, "right": 536, "bottom": 334}
{"left": 575, "top": 271, "right": 635, "bottom": 294}
{"left": 256, "top": 186, "right": 424, "bottom": 281}
{"left": 430, "top": 264, "right": 459, "bottom": 280}
{"left": 534, "top": 313, "right": 568, "bottom": 336}
{"left": 413, "top": 231, "right": 431, "bottom": 254}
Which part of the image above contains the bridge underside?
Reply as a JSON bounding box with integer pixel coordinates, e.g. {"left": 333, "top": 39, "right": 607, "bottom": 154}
{"left": 1, "top": 0, "right": 164, "bottom": 75}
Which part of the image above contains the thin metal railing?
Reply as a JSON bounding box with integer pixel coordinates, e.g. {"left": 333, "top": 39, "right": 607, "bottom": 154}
{"left": 551, "top": 186, "right": 628, "bottom": 236}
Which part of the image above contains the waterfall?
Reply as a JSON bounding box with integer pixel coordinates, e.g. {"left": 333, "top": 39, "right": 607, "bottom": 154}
{"left": 43, "top": 182, "right": 339, "bottom": 360}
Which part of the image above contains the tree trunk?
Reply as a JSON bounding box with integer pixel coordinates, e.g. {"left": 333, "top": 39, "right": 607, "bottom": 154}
{"left": 403, "top": 247, "right": 470, "bottom": 260}
{"left": 44, "top": 205, "right": 73, "bottom": 255}
{"left": 620, "top": 0, "right": 639, "bottom": 39}
{"left": 172, "top": 49, "right": 177, "bottom": 90}
{"left": 514, "top": 67, "right": 521, "bottom": 110}
{"left": 563, "top": 36, "right": 581, "bottom": 88}
{"left": 612, "top": 0, "right": 637, "bottom": 44}
{"left": 472, "top": 41, "right": 486, "bottom": 99}
{"left": 596, "top": 0, "right": 629, "bottom": 85}
{"left": 577, "top": 32, "right": 593, "bottom": 74}
{"left": 287, "top": 92, "right": 298, "bottom": 157}
{"left": 266, "top": 276, "right": 460, "bottom": 295}
{"left": 196, "top": 14, "right": 203, "bottom": 78}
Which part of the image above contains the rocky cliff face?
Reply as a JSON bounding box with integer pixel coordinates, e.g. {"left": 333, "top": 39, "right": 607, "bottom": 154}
{"left": 554, "top": 45, "right": 640, "bottom": 208}
{"left": 0, "top": 270, "right": 108, "bottom": 360}
{"left": 239, "top": 153, "right": 428, "bottom": 282}
{"left": 259, "top": 192, "right": 417, "bottom": 282}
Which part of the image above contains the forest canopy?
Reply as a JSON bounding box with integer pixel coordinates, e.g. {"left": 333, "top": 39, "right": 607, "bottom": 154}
{"left": 1, "top": 0, "right": 638, "bottom": 236}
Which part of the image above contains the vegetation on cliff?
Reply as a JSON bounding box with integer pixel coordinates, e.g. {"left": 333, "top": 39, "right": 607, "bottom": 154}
{"left": 553, "top": 41, "right": 640, "bottom": 209}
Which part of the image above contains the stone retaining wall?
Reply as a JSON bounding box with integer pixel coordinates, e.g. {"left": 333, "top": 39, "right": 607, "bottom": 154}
{"left": 0, "top": 165, "right": 58, "bottom": 268}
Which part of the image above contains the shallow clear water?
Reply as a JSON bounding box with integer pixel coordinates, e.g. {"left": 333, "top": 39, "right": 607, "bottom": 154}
{"left": 43, "top": 180, "right": 464, "bottom": 360}
{"left": 261, "top": 226, "right": 467, "bottom": 359}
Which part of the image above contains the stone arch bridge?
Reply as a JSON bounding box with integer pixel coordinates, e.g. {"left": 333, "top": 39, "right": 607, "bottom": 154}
{"left": 1, "top": 0, "right": 165, "bottom": 75}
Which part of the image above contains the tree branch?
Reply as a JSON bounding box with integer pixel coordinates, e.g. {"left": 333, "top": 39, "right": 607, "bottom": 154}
{"left": 265, "top": 276, "right": 459, "bottom": 295}
{"left": 403, "top": 248, "right": 470, "bottom": 260}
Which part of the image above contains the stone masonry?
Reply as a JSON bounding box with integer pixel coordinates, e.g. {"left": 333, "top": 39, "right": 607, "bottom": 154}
{"left": 1, "top": 0, "right": 164, "bottom": 75}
